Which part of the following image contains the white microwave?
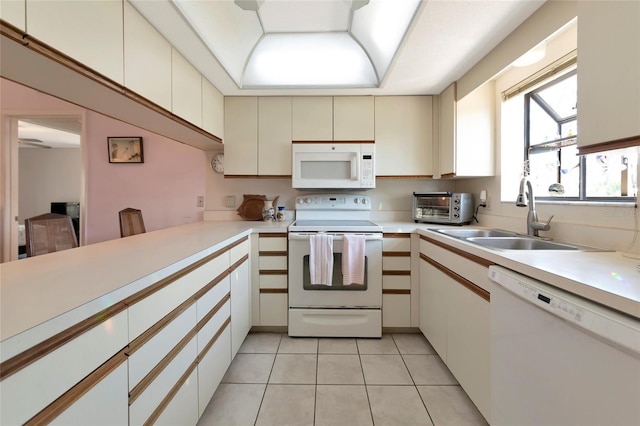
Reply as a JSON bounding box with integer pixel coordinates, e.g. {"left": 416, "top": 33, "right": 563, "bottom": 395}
{"left": 291, "top": 142, "right": 375, "bottom": 189}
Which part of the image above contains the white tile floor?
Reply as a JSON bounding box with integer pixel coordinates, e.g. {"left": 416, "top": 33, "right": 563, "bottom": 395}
{"left": 197, "top": 333, "right": 488, "bottom": 426}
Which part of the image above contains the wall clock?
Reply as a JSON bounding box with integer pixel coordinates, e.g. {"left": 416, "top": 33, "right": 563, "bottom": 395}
{"left": 211, "top": 153, "right": 224, "bottom": 174}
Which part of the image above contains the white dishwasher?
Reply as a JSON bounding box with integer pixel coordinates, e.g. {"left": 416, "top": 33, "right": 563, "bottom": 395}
{"left": 489, "top": 265, "right": 640, "bottom": 426}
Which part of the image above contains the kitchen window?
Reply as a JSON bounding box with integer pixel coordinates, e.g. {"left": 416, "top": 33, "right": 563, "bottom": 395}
{"left": 523, "top": 69, "right": 638, "bottom": 202}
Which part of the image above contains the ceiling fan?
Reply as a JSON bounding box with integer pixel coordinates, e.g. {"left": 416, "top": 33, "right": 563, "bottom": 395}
{"left": 18, "top": 138, "right": 52, "bottom": 149}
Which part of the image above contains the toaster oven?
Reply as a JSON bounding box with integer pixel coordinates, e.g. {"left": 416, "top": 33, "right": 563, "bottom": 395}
{"left": 413, "top": 192, "right": 474, "bottom": 224}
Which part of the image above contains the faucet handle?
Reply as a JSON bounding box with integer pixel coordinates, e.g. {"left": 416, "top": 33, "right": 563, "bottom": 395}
{"left": 541, "top": 215, "right": 554, "bottom": 231}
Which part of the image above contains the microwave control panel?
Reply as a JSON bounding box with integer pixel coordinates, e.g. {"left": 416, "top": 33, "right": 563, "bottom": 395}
{"left": 361, "top": 152, "right": 375, "bottom": 188}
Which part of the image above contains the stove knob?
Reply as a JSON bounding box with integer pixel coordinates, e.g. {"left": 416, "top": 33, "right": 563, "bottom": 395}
{"left": 297, "top": 198, "right": 305, "bottom": 205}
{"left": 361, "top": 198, "right": 368, "bottom": 205}
{"left": 354, "top": 198, "right": 360, "bottom": 204}
{"left": 304, "top": 197, "right": 311, "bottom": 204}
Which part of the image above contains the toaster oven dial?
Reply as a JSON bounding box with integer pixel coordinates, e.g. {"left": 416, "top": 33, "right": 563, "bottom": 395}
{"left": 453, "top": 213, "right": 460, "bottom": 218}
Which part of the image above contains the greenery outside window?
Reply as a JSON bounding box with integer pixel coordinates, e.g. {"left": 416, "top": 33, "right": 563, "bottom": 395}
{"left": 525, "top": 70, "right": 638, "bottom": 202}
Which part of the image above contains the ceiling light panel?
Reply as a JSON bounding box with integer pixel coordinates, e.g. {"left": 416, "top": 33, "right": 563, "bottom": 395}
{"left": 172, "top": 0, "right": 262, "bottom": 85}
{"left": 259, "top": 0, "right": 351, "bottom": 33}
{"left": 243, "top": 33, "right": 378, "bottom": 88}
{"left": 351, "top": 0, "right": 420, "bottom": 81}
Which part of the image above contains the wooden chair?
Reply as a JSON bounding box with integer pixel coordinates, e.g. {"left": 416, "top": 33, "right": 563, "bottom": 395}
{"left": 119, "top": 208, "right": 146, "bottom": 237}
{"left": 25, "top": 213, "right": 79, "bottom": 257}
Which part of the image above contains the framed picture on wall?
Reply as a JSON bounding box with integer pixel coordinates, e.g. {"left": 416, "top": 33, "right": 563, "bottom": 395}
{"left": 108, "top": 137, "right": 144, "bottom": 163}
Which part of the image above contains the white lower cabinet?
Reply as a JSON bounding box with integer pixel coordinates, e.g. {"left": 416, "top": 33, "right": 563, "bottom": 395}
{"left": 51, "top": 362, "right": 129, "bottom": 426}
{"left": 259, "top": 293, "right": 288, "bottom": 326}
{"left": 382, "top": 234, "right": 412, "bottom": 328}
{"left": 231, "top": 260, "right": 251, "bottom": 356}
{"left": 419, "top": 235, "right": 491, "bottom": 422}
{"left": 155, "top": 368, "right": 199, "bottom": 426}
{"left": 257, "top": 233, "right": 288, "bottom": 327}
{"left": 198, "top": 327, "right": 231, "bottom": 417}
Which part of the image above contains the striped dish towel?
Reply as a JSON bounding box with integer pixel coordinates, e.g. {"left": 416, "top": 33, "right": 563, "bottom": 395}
{"left": 342, "top": 234, "right": 366, "bottom": 285}
{"left": 310, "top": 234, "right": 334, "bottom": 285}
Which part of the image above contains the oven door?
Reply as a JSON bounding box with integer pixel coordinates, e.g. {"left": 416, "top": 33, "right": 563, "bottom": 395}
{"left": 288, "top": 232, "right": 382, "bottom": 308}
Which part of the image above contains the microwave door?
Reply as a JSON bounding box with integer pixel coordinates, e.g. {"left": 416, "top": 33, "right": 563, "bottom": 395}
{"left": 294, "top": 152, "right": 359, "bottom": 188}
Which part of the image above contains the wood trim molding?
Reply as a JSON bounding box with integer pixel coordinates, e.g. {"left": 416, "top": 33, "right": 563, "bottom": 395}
{"left": 383, "top": 251, "right": 410, "bottom": 257}
{"left": 25, "top": 348, "right": 128, "bottom": 425}
{"left": 577, "top": 135, "right": 640, "bottom": 155}
{"left": 440, "top": 173, "right": 456, "bottom": 179}
{"left": 259, "top": 269, "right": 288, "bottom": 275}
{"left": 383, "top": 270, "right": 411, "bottom": 276}
{"left": 376, "top": 175, "right": 434, "bottom": 179}
{"left": 196, "top": 294, "right": 231, "bottom": 335}
{"left": 259, "top": 288, "right": 288, "bottom": 294}
{"left": 383, "top": 289, "right": 411, "bottom": 295}
{"left": 143, "top": 359, "right": 199, "bottom": 426}
{"left": 292, "top": 140, "right": 375, "bottom": 144}
{"left": 0, "top": 302, "right": 127, "bottom": 381}
{"left": 419, "top": 234, "right": 495, "bottom": 268}
{"left": 259, "top": 233, "right": 288, "bottom": 238}
{"left": 230, "top": 254, "right": 249, "bottom": 272}
{"left": 383, "top": 233, "right": 411, "bottom": 238}
{"left": 198, "top": 317, "right": 231, "bottom": 362}
{"left": 420, "top": 253, "right": 490, "bottom": 302}
{"left": 259, "top": 251, "right": 287, "bottom": 257}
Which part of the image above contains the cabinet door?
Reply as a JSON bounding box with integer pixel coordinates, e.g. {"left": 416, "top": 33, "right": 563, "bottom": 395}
{"left": 577, "top": 1, "right": 640, "bottom": 149}
{"left": 455, "top": 81, "right": 494, "bottom": 177}
{"left": 124, "top": 2, "right": 172, "bottom": 111}
{"left": 438, "top": 83, "right": 456, "bottom": 177}
{"left": 292, "top": 97, "right": 333, "bottom": 140}
{"left": 418, "top": 257, "right": 448, "bottom": 360}
{"left": 172, "top": 49, "right": 202, "bottom": 127}
{"left": 155, "top": 369, "right": 199, "bottom": 426}
{"left": 375, "top": 96, "right": 433, "bottom": 177}
{"left": 259, "top": 97, "right": 292, "bottom": 175}
{"left": 334, "top": 96, "right": 374, "bottom": 140}
{"left": 224, "top": 97, "right": 258, "bottom": 175}
{"left": 26, "top": 0, "right": 124, "bottom": 84}
{"left": 202, "top": 77, "right": 224, "bottom": 139}
{"left": 0, "top": 0, "right": 25, "bottom": 31}
{"left": 446, "top": 278, "right": 490, "bottom": 419}
{"left": 198, "top": 327, "right": 231, "bottom": 417}
{"left": 231, "top": 260, "right": 251, "bottom": 357}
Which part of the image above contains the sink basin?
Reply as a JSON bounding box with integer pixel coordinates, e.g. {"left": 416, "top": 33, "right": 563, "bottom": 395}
{"left": 467, "top": 237, "right": 593, "bottom": 251}
{"left": 434, "top": 228, "right": 518, "bottom": 238}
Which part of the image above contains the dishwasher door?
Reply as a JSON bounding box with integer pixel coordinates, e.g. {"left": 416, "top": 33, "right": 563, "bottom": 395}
{"left": 489, "top": 266, "right": 640, "bottom": 426}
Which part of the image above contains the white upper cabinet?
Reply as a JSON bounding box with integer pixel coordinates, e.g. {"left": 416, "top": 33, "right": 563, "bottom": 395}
{"left": 577, "top": 1, "right": 640, "bottom": 150}
{"left": 375, "top": 96, "right": 433, "bottom": 177}
{"left": 171, "top": 49, "right": 202, "bottom": 127}
{"left": 202, "top": 77, "right": 224, "bottom": 139}
{"left": 124, "top": 2, "right": 171, "bottom": 111}
{"left": 259, "top": 97, "right": 292, "bottom": 176}
{"left": 438, "top": 81, "right": 494, "bottom": 178}
{"left": 224, "top": 97, "right": 258, "bottom": 176}
{"left": 292, "top": 97, "right": 333, "bottom": 140}
{"left": 1, "top": 0, "right": 25, "bottom": 31}
{"left": 334, "top": 96, "right": 374, "bottom": 140}
{"left": 26, "top": 0, "right": 124, "bottom": 84}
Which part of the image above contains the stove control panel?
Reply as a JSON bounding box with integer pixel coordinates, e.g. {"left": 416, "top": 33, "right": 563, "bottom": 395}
{"left": 295, "top": 194, "right": 372, "bottom": 210}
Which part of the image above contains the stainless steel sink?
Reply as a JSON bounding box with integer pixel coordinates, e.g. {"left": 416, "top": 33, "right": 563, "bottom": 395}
{"left": 434, "top": 228, "right": 518, "bottom": 238}
{"left": 466, "top": 237, "right": 581, "bottom": 251}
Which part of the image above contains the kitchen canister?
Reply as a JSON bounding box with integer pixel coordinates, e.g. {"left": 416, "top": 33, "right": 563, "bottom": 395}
{"left": 262, "top": 200, "right": 275, "bottom": 221}
{"left": 276, "top": 206, "right": 286, "bottom": 221}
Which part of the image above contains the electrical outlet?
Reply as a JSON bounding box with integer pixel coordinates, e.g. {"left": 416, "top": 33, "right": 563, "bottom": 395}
{"left": 197, "top": 196, "right": 204, "bottom": 208}
{"left": 225, "top": 195, "right": 235, "bottom": 208}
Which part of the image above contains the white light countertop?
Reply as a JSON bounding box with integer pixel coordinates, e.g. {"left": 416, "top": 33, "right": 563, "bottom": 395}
{"left": 379, "top": 222, "right": 640, "bottom": 320}
{"left": 0, "top": 220, "right": 289, "bottom": 350}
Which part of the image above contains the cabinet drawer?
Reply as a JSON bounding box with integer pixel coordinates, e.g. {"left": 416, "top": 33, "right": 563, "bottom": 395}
{"left": 259, "top": 255, "right": 287, "bottom": 271}
{"left": 198, "top": 327, "right": 231, "bottom": 417}
{"left": 198, "top": 299, "right": 231, "bottom": 355}
{"left": 230, "top": 239, "right": 249, "bottom": 265}
{"left": 259, "top": 273, "right": 288, "bottom": 289}
{"left": 383, "top": 275, "right": 411, "bottom": 290}
{"left": 129, "top": 253, "right": 229, "bottom": 340}
{"left": 383, "top": 237, "right": 411, "bottom": 251}
{"left": 0, "top": 311, "right": 128, "bottom": 426}
{"left": 383, "top": 256, "right": 411, "bottom": 271}
{"left": 154, "top": 368, "right": 199, "bottom": 426}
{"left": 128, "top": 304, "right": 197, "bottom": 390}
{"left": 197, "top": 275, "right": 231, "bottom": 323}
{"left": 259, "top": 235, "right": 287, "bottom": 252}
{"left": 129, "top": 336, "right": 198, "bottom": 425}
{"left": 259, "top": 293, "right": 288, "bottom": 326}
{"left": 383, "top": 294, "right": 411, "bottom": 327}
{"left": 50, "top": 362, "right": 128, "bottom": 426}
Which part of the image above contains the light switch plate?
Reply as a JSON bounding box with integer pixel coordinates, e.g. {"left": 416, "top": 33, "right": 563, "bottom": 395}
{"left": 225, "top": 196, "right": 235, "bottom": 208}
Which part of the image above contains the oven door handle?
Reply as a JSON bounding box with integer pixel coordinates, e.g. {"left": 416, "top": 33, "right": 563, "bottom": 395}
{"left": 288, "top": 232, "right": 383, "bottom": 241}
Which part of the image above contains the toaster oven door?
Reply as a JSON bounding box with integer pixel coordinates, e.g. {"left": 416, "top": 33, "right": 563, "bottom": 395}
{"left": 413, "top": 194, "right": 452, "bottom": 222}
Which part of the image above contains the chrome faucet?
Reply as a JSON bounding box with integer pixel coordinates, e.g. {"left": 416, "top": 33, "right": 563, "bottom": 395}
{"left": 516, "top": 177, "right": 553, "bottom": 237}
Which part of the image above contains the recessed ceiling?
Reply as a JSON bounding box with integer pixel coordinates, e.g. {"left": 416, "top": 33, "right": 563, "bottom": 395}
{"left": 130, "top": 0, "right": 546, "bottom": 96}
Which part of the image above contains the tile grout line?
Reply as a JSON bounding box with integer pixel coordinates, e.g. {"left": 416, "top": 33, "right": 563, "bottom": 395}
{"left": 313, "top": 338, "right": 319, "bottom": 426}
{"left": 252, "top": 333, "right": 283, "bottom": 426}
{"left": 357, "top": 337, "right": 376, "bottom": 425}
